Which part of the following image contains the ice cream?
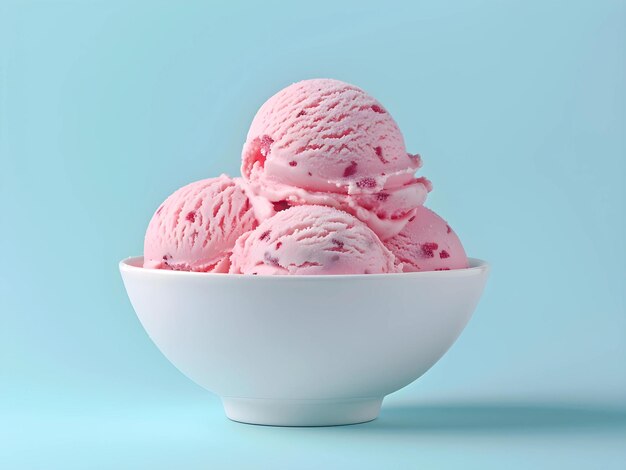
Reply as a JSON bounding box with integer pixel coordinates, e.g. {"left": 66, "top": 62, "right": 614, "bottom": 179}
{"left": 241, "top": 79, "right": 431, "bottom": 240}
{"left": 384, "top": 206, "right": 468, "bottom": 272}
{"left": 141, "top": 78, "right": 471, "bottom": 276}
{"left": 143, "top": 176, "right": 257, "bottom": 273}
{"left": 229, "top": 205, "right": 398, "bottom": 275}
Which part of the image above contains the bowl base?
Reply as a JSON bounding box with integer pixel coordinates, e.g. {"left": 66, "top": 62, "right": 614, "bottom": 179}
{"left": 222, "top": 397, "right": 383, "bottom": 427}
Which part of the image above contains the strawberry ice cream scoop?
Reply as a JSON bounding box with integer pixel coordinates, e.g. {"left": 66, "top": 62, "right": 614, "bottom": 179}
{"left": 144, "top": 176, "right": 257, "bottom": 273}
{"left": 384, "top": 206, "right": 468, "bottom": 272}
{"left": 241, "top": 79, "right": 431, "bottom": 240}
{"left": 229, "top": 205, "right": 399, "bottom": 275}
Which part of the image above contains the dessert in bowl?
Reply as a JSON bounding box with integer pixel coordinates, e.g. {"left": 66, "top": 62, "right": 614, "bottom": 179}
{"left": 120, "top": 78, "right": 489, "bottom": 425}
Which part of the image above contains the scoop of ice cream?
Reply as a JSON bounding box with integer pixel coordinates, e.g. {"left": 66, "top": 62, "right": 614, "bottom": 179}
{"left": 384, "top": 206, "right": 468, "bottom": 272}
{"left": 240, "top": 78, "right": 431, "bottom": 240}
{"left": 229, "top": 205, "right": 399, "bottom": 275}
{"left": 144, "top": 176, "right": 257, "bottom": 272}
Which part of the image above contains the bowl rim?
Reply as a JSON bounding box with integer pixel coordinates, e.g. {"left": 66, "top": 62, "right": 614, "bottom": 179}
{"left": 119, "top": 256, "right": 489, "bottom": 280}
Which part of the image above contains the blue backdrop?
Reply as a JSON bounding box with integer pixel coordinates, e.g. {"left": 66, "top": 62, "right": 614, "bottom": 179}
{"left": 2, "top": 1, "right": 625, "bottom": 468}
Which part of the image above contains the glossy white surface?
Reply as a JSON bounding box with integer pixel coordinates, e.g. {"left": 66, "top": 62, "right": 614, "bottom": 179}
{"left": 120, "top": 257, "right": 489, "bottom": 425}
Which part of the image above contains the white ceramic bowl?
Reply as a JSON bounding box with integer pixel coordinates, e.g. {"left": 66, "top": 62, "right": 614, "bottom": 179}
{"left": 120, "top": 257, "right": 489, "bottom": 426}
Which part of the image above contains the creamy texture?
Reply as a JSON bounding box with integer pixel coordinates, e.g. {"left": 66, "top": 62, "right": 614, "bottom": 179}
{"left": 141, "top": 79, "right": 470, "bottom": 276}
{"left": 384, "top": 206, "right": 468, "bottom": 272}
{"left": 144, "top": 176, "right": 257, "bottom": 272}
{"left": 229, "top": 205, "right": 399, "bottom": 275}
{"left": 241, "top": 79, "right": 431, "bottom": 240}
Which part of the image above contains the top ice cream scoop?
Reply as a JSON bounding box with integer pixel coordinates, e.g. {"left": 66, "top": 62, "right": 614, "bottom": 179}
{"left": 241, "top": 79, "right": 431, "bottom": 240}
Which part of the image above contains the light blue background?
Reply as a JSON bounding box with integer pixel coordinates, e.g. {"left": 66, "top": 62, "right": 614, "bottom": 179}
{"left": 1, "top": 1, "right": 625, "bottom": 468}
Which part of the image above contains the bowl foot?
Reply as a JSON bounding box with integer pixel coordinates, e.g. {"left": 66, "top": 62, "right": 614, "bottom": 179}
{"left": 222, "top": 397, "right": 383, "bottom": 427}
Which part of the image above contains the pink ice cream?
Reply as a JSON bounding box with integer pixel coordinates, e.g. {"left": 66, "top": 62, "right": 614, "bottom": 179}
{"left": 384, "top": 206, "right": 468, "bottom": 272}
{"left": 241, "top": 79, "right": 431, "bottom": 240}
{"left": 229, "top": 205, "right": 399, "bottom": 275}
{"left": 144, "top": 176, "right": 257, "bottom": 273}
